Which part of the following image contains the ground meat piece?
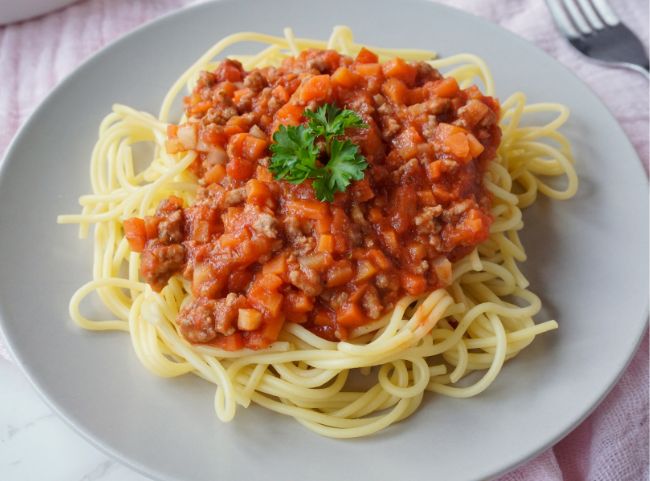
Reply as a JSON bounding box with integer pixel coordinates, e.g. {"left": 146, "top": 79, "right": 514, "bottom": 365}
{"left": 155, "top": 197, "right": 185, "bottom": 243}
{"left": 177, "top": 298, "right": 218, "bottom": 343}
{"left": 198, "top": 71, "right": 218, "bottom": 88}
{"left": 414, "top": 205, "right": 443, "bottom": 228}
{"left": 456, "top": 99, "right": 493, "bottom": 129}
{"left": 414, "top": 61, "right": 442, "bottom": 84}
{"left": 421, "top": 115, "right": 438, "bottom": 140}
{"left": 392, "top": 158, "right": 424, "bottom": 184}
{"left": 158, "top": 209, "right": 184, "bottom": 244}
{"left": 381, "top": 116, "right": 401, "bottom": 141}
{"left": 377, "top": 102, "right": 393, "bottom": 115}
{"left": 375, "top": 272, "right": 399, "bottom": 292}
{"left": 373, "top": 93, "right": 386, "bottom": 106}
{"left": 243, "top": 71, "right": 267, "bottom": 91}
{"left": 350, "top": 203, "right": 369, "bottom": 228}
{"left": 252, "top": 212, "right": 278, "bottom": 238}
{"left": 204, "top": 105, "right": 237, "bottom": 125}
{"left": 235, "top": 90, "right": 255, "bottom": 112}
{"left": 214, "top": 293, "right": 248, "bottom": 335}
{"left": 328, "top": 290, "right": 349, "bottom": 311}
{"left": 306, "top": 53, "right": 331, "bottom": 73}
{"left": 362, "top": 286, "right": 382, "bottom": 320}
{"left": 224, "top": 187, "right": 247, "bottom": 206}
{"left": 140, "top": 243, "right": 185, "bottom": 291}
{"left": 412, "top": 259, "right": 429, "bottom": 274}
{"left": 214, "top": 59, "right": 244, "bottom": 82}
{"left": 284, "top": 216, "right": 315, "bottom": 254}
{"left": 288, "top": 264, "right": 322, "bottom": 296}
{"left": 442, "top": 200, "right": 473, "bottom": 221}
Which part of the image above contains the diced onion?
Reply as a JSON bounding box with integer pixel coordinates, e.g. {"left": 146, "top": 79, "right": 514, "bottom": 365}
{"left": 178, "top": 124, "right": 197, "bottom": 149}
{"left": 238, "top": 309, "right": 262, "bottom": 331}
{"left": 205, "top": 147, "right": 226, "bottom": 166}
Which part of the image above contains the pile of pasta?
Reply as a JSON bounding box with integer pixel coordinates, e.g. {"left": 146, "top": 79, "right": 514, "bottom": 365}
{"left": 58, "top": 26, "right": 578, "bottom": 438}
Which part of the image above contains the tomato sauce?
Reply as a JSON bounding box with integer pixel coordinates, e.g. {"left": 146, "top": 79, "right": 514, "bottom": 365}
{"left": 125, "top": 48, "right": 501, "bottom": 350}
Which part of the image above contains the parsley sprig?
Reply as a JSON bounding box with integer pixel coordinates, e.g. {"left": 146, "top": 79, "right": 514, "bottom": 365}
{"left": 269, "top": 104, "right": 368, "bottom": 202}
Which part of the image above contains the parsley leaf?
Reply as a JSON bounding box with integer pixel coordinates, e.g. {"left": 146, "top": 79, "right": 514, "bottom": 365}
{"left": 270, "top": 103, "right": 368, "bottom": 202}
{"left": 305, "top": 104, "right": 367, "bottom": 141}
{"left": 313, "top": 140, "right": 368, "bottom": 202}
{"left": 269, "top": 124, "right": 319, "bottom": 184}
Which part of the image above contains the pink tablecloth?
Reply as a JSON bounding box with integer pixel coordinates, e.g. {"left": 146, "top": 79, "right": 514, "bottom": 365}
{"left": 0, "top": 1, "right": 647, "bottom": 479}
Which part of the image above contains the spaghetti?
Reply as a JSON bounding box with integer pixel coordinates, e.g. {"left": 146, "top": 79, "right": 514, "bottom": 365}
{"left": 58, "top": 26, "right": 578, "bottom": 438}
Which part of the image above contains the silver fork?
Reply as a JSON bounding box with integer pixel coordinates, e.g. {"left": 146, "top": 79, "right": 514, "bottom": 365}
{"left": 545, "top": 0, "right": 649, "bottom": 77}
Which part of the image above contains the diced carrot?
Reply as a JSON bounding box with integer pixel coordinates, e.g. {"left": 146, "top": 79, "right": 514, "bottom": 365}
{"left": 354, "top": 63, "right": 382, "bottom": 78}
{"left": 381, "top": 228, "right": 400, "bottom": 256}
{"left": 286, "top": 199, "right": 329, "bottom": 220}
{"left": 400, "top": 272, "right": 427, "bottom": 295}
{"left": 274, "top": 103, "right": 304, "bottom": 127}
{"left": 355, "top": 47, "right": 379, "bottom": 64}
{"left": 227, "top": 156, "right": 256, "bottom": 181}
{"left": 355, "top": 259, "right": 378, "bottom": 282}
{"left": 215, "top": 333, "right": 245, "bottom": 351}
{"left": 428, "top": 160, "right": 444, "bottom": 180}
{"left": 394, "top": 126, "right": 423, "bottom": 160}
{"left": 318, "top": 234, "right": 334, "bottom": 253}
{"left": 367, "top": 248, "right": 392, "bottom": 270}
{"left": 382, "top": 58, "right": 417, "bottom": 86}
{"left": 381, "top": 77, "right": 408, "bottom": 104}
{"left": 165, "top": 139, "right": 184, "bottom": 155}
{"left": 233, "top": 88, "right": 252, "bottom": 105}
{"left": 435, "top": 123, "right": 473, "bottom": 161}
{"left": 192, "top": 262, "right": 225, "bottom": 298}
{"left": 256, "top": 273, "right": 284, "bottom": 291}
{"left": 192, "top": 220, "right": 211, "bottom": 243}
{"left": 368, "top": 207, "right": 383, "bottom": 223}
{"left": 201, "top": 125, "right": 227, "bottom": 148}
{"left": 124, "top": 218, "right": 147, "bottom": 252}
{"left": 331, "top": 67, "right": 361, "bottom": 88}
{"left": 262, "top": 253, "right": 287, "bottom": 276}
{"left": 219, "top": 232, "right": 243, "bottom": 248}
{"left": 350, "top": 178, "right": 374, "bottom": 202}
{"left": 325, "top": 260, "right": 355, "bottom": 288}
{"left": 242, "top": 135, "right": 268, "bottom": 160}
{"left": 432, "top": 185, "right": 453, "bottom": 203}
{"left": 246, "top": 179, "right": 271, "bottom": 205}
{"left": 166, "top": 124, "right": 178, "bottom": 139}
{"left": 188, "top": 100, "right": 212, "bottom": 116}
{"left": 262, "top": 292, "right": 284, "bottom": 317}
{"left": 227, "top": 269, "right": 253, "bottom": 292}
{"left": 431, "top": 77, "right": 459, "bottom": 98}
{"left": 143, "top": 216, "right": 158, "bottom": 240}
{"left": 224, "top": 124, "right": 245, "bottom": 137}
{"left": 467, "top": 133, "right": 485, "bottom": 158}
{"left": 256, "top": 165, "right": 273, "bottom": 182}
{"left": 226, "top": 134, "right": 256, "bottom": 180}
{"left": 259, "top": 313, "right": 285, "bottom": 341}
{"left": 407, "top": 87, "right": 427, "bottom": 105}
{"left": 299, "top": 75, "right": 332, "bottom": 102}
{"left": 204, "top": 164, "right": 226, "bottom": 184}
{"left": 337, "top": 302, "right": 367, "bottom": 327}
{"left": 272, "top": 85, "right": 289, "bottom": 103}
{"left": 417, "top": 190, "right": 436, "bottom": 205}
{"left": 284, "top": 291, "right": 314, "bottom": 314}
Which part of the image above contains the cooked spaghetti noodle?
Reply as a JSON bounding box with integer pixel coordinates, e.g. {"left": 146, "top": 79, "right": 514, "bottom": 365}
{"left": 58, "top": 26, "right": 578, "bottom": 438}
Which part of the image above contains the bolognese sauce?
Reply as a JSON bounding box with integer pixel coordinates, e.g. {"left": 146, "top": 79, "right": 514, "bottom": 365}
{"left": 124, "top": 47, "right": 501, "bottom": 350}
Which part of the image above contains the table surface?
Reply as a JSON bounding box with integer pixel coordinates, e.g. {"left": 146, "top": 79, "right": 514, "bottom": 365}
{"left": 0, "top": 358, "right": 149, "bottom": 481}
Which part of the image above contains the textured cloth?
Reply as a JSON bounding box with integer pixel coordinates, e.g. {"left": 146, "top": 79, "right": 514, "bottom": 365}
{"left": 0, "top": 1, "right": 647, "bottom": 480}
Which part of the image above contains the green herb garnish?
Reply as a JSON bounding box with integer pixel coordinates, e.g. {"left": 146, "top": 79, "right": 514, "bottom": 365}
{"left": 269, "top": 103, "right": 368, "bottom": 202}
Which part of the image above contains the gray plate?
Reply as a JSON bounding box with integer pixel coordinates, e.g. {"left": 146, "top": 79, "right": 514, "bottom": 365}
{"left": 0, "top": 1, "right": 647, "bottom": 480}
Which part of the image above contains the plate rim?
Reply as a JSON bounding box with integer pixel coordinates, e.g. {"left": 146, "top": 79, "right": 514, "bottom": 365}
{"left": 0, "top": 1, "right": 648, "bottom": 480}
